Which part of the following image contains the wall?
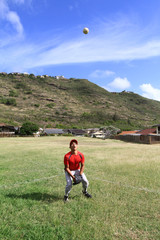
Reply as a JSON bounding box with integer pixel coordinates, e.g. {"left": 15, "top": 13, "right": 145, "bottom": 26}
{"left": 115, "top": 134, "right": 160, "bottom": 144}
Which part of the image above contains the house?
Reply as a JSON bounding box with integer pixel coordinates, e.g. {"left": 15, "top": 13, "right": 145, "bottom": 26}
{"left": 117, "top": 130, "right": 139, "bottom": 135}
{"left": 152, "top": 124, "right": 160, "bottom": 135}
{"left": 0, "top": 72, "right": 7, "bottom": 75}
{"left": 33, "top": 128, "right": 43, "bottom": 137}
{"left": 67, "top": 129, "right": 86, "bottom": 136}
{"left": 86, "top": 129, "right": 106, "bottom": 138}
{"left": 115, "top": 127, "right": 160, "bottom": 144}
{"left": 55, "top": 75, "right": 65, "bottom": 80}
{"left": 0, "top": 123, "right": 15, "bottom": 132}
{"left": 10, "top": 72, "right": 21, "bottom": 75}
{"left": 85, "top": 128, "right": 99, "bottom": 134}
{"left": 137, "top": 128, "right": 156, "bottom": 135}
{"left": 43, "top": 128, "right": 65, "bottom": 136}
{"left": 91, "top": 130, "right": 106, "bottom": 139}
{"left": 0, "top": 123, "right": 18, "bottom": 137}
{"left": 87, "top": 127, "right": 120, "bottom": 139}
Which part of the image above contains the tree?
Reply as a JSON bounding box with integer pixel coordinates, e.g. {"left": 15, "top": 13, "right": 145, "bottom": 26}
{"left": 112, "top": 112, "right": 119, "bottom": 121}
{"left": 20, "top": 122, "right": 39, "bottom": 135}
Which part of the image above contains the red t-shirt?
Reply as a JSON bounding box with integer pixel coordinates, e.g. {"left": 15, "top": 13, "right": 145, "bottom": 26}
{"left": 64, "top": 151, "right": 85, "bottom": 170}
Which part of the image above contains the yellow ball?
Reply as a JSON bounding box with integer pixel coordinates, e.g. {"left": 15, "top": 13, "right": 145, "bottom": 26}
{"left": 83, "top": 27, "right": 89, "bottom": 34}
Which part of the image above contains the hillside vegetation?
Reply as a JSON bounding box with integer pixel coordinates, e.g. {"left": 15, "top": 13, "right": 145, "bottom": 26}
{"left": 0, "top": 73, "right": 160, "bottom": 129}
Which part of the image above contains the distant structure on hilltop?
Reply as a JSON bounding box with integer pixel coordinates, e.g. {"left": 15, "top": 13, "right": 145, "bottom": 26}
{"left": 55, "top": 75, "right": 65, "bottom": 80}
{"left": 0, "top": 72, "right": 65, "bottom": 80}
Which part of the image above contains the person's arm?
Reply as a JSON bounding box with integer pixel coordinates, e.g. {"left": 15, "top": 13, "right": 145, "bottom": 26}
{"left": 80, "top": 162, "right": 84, "bottom": 175}
{"left": 64, "top": 164, "right": 76, "bottom": 182}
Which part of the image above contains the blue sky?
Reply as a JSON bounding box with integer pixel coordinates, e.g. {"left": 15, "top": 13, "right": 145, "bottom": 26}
{"left": 1, "top": 0, "right": 160, "bottom": 101}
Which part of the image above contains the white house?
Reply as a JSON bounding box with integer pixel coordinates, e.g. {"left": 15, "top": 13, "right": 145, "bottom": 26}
{"left": 56, "top": 75, "right": 65, "bottom": 80}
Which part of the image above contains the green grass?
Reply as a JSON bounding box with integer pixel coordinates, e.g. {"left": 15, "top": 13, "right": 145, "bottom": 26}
{"left": 0, "top": 137, "right": 160, "bottom": 240}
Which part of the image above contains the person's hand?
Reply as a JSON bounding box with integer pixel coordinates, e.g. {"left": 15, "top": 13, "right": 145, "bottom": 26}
{"left": 72, "top": 175, "right": 76, "bottom": 183}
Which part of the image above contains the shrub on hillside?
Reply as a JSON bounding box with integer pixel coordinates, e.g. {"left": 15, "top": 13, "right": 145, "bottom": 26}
{"left": 20, "top": 122, "right": 39, "bottom": 135}
{"left": 46, "top": 103, "right": 55, "bottom": 108}
{"left": 9, "top": 90, "right": 19, "bottom": 97}
{"left": 34, "top": 104, "right": 40, "bottom": 108}
{"left": 112, "top": 112, "right": 120, "bottom": 121}
{"left": 81, "top": 111, "right": 112, "bottom": 124}
{"left": 0, "top": 97, "right": 17, "bottom": 106}
{"left": 15, "top": 82, "right": 27, "bottom": 89}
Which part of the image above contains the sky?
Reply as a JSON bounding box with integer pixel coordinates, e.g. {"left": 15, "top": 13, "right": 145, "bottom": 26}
{"left": 1, "top": 0, "right": 160, "bottom": 101}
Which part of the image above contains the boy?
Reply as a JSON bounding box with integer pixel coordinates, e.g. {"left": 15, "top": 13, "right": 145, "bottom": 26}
{"left": 64, "top": 139, "right": 92, "bottom": 202}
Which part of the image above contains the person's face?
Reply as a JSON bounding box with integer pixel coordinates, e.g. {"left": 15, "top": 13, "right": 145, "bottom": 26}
{"left": 70, "top": 142, "right": 78, "bottom": 151}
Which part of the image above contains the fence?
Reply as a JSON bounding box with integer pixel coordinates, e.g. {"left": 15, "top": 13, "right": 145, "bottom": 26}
{"left": 115, "top": 134, "right": 160, "bottom": 144}
{"left": 0, "top": 132, "right": 15, "bottom": 137}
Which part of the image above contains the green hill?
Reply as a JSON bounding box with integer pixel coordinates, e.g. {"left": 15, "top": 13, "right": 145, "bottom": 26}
{"left": 0, "top": 73, "right": 160, "bottom": 130}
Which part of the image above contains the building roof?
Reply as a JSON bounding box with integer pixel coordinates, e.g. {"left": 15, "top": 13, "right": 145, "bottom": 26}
{"left": 68, "top": 129, "right": 86, "bottom": 135}
{"left": 152, "top": 124, "right": 160, "bottom": 127}
{"left": 119, "top": 128, "right": 157, "bottom": 136}
{"left": 86, "top": 128, "right": 99, "bottom": 131}
{"left": 0, "top": 123, "right": 7, "bottom": 127}
{"left": 137, "top": 128, "right": 156, "bottom": 135}
{"left": 44, "top": 129, "right": 64, "bottom": 135}
{"left": 118, "top": 130, "right": 139, "bottom": 135}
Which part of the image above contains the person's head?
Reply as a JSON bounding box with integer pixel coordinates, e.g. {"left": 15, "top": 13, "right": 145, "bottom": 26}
{"left": 70, "top": 139, "right": 78, "bottom": 152}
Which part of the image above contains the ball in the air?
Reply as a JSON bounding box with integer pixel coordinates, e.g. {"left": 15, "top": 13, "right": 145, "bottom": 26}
{"left": 83, "top": 27, "right": 89, "bottom": 34}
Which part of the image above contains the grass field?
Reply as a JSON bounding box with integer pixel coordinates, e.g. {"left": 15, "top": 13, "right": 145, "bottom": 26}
{"left": 0, "top": 136, "right": 159, "bottom": 240}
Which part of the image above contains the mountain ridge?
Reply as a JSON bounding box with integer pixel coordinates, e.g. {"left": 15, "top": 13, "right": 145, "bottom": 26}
{"left": 0, "top": 73, "right": 160, "bottom": 130}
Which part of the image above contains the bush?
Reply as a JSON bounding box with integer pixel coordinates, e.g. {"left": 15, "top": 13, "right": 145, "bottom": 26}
{"left": 34, "top": 104, "right": 40, "bottom": 108}
{"left": 112, "top": 112, "right": 119, "bottom": 121}
{"left": 9, "top": 90, "right": 18, "bottom": 97}
{"left": 15, "top": 82, "right": 27, "bottom": 89}
{"left": 29, "top": 74, "right": 35, "bottom": 78}
{"left": 46, "top": 103, "right": 55, "bottom": 108}
{"left": 81, "top": 111, "right": 112, "bottom": 124}
{"left": 20, "top": 122, "right": 39, "bottom": 135}
{"left": 15, "top": 82, "right": 32, "bottom": 94}
{"left": 0, "top": 97, "right": 17, "bottom": 106}
{"left": 24, "top": 90, "right": 32, "bottom": 94}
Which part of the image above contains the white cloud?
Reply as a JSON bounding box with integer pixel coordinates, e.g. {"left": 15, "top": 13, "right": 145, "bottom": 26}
{"left": 0, "top": 0, "right": 8, "bottom": 17}
{"left": 20, "top": 17, "right": 160, "bottom": 68}
{"left": 108, "top": 77, "right": 131, "bottom": 90}
{"left": 0, "top": 0, "right": 23, "bottom": 36}
{"left": 6, "top": 11, "right": 23, "bottom": 35}
{"left": 2, "top": 15, "right": 160, "bottom": 72}
{"left": 89, "top": 70, "right": 115, "bottom": 78}
{"left": 140, "top": 83, "right": 160, "bottom": 101}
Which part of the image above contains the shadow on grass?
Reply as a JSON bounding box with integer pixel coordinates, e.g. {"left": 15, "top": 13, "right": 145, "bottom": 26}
{"left": 6, "top": 192, "right": 62, "bottom": 203}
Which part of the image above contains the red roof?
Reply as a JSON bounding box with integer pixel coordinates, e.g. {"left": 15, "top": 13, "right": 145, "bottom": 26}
{"left": 118, "top": 130, "right": 138, "bottom": 135}
{"left": 137, "top": 128, "right": 156, "bottom": 135}
{"left": 0, "top": 123, "right": 7, "bottom": 127}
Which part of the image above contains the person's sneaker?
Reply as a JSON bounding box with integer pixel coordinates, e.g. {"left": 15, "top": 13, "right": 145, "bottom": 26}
{"left": 82, "top": 191, "right": 92, "bottom": 198}
{"left": 64, "top": 195, "right": 69, "bottom": 203}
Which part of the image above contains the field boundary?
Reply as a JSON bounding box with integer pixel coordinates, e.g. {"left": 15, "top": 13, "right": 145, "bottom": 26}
{"left": 93, "top": 177, "right": 160, "bottom": 194}
{"left": 0, "top": 172, "right": 64, "bottom": 190}
{"left": 0, "top": 171, "right": 159, "bottom": 195}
